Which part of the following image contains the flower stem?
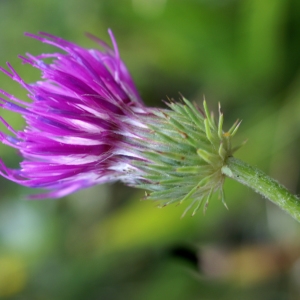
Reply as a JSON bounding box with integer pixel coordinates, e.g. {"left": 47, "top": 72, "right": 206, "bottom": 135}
{"left": 221, "top": 156, "right": 300, "bottom": 222}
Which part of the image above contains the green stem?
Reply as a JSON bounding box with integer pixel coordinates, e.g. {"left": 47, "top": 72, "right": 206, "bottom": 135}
{"left": 221, "top": 156, "right": 300, "bottom": 222}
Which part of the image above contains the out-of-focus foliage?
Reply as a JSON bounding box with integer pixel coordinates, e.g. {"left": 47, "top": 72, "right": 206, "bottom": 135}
{"left": 1, "top": 0, "right": 300, "bottom": 299}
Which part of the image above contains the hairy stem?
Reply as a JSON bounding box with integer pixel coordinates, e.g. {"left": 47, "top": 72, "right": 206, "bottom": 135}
{"left": 222, "top": 156, "right": 300, "bottom": 222}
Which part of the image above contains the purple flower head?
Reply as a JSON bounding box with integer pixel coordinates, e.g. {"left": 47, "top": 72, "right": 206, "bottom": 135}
{"left": 0, "top": 30, "right": 151, "bottom": 199}
{"left": 0, "top": 30, "right": 240, "bottom": 215}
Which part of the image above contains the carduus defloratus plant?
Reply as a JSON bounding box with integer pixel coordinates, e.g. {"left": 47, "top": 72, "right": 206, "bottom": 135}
{"left": 0, "top": 30, "right": 299, "bottom": 220}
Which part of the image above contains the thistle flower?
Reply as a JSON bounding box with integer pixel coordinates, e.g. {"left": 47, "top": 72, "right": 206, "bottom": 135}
{"left": 0, "top": 31, "right": 239, "bottom": 215}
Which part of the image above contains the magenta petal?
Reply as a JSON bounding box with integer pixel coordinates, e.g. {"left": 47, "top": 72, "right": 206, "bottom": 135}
{"left": 0, "top": 31, "right": 149, "bottom": 198}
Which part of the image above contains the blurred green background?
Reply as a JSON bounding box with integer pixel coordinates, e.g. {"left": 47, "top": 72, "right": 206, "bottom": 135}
{"left": 1, "top": 0, "right": 300, "bottom": 299}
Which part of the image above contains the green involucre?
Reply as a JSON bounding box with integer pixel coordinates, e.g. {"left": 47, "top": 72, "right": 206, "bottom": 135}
{"left": 133, "top": 98, "right": 241, "bottom": 216}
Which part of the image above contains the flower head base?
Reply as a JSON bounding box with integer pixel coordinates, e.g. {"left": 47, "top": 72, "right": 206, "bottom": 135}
{"left": 0, "top": 31, "right": 241, "bottom": 215}
{"left": 132, "top": 99, "right": 241, "bottom": 216}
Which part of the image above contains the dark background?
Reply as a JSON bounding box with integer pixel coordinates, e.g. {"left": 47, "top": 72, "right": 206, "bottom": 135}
{"left": 0, "top": 0, "right": 300, "bottom": 299}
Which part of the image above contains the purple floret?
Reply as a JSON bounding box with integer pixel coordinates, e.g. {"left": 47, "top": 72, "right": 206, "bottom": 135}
{"left": 0, "top": 30, "right": 149, "bottom": 198}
